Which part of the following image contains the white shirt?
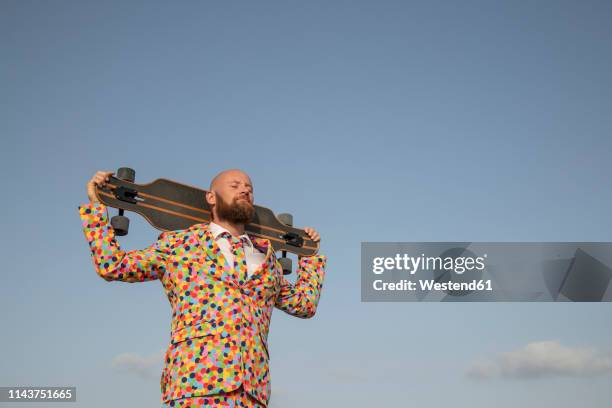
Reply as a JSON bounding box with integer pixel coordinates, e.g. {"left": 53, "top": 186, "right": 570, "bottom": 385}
{"left": 208, "top": 222, "right": 266, "bottom": 277}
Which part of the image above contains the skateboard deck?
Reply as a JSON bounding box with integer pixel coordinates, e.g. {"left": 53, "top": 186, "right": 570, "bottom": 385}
{"left": 94, "top": 172, "right": 319, "bottom": 257}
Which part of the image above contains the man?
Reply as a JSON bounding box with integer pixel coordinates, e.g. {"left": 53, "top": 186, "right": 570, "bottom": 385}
{"left": 78, "top": 169, "right": 326, "bottom": 407}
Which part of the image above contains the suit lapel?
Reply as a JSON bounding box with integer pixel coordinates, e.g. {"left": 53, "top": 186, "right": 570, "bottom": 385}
{"left": 190, "top": 223, "right": 234, "bottom": 282}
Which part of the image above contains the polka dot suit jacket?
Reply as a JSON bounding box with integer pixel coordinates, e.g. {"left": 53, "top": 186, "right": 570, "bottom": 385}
{"left": 78, "top": 202, "right": 326, "bottom": 406}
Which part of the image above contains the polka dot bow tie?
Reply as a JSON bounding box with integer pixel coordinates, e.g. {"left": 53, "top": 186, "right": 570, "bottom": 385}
{"left": 218, "top": 231, "right": 250, "bottom": 284}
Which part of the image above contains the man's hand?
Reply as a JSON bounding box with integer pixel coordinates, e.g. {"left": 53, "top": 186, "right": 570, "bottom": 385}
{"left": 87, "top": 171, "right": 114, "bottom": 203}
{"left": 304, "top": 227, "right": 321, "bottom": 254}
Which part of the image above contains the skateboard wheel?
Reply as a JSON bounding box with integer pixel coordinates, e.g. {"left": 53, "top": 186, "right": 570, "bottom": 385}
{"left": 116, "top": 167, "right": 136, "bottom": 182}
{"left": 277, "top": 213, "right": 293, "bottom": 227}
{"left": 279, "top": 257, "right": 292, "bottom": 275}
{"left": 111, "top": 215, "right": 130, "bottom": 236}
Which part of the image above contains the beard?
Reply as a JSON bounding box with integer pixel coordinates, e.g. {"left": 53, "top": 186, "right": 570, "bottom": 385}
{"left": 215, "top": 192, "right": 254, "bottom": 224}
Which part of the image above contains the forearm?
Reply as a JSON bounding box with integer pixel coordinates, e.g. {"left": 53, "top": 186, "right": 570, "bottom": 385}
{"left": 78, "top": 202, "right": 166, "bottom": 282}
{"left": 275, "top": 254, "right": 326, "bottom": 318}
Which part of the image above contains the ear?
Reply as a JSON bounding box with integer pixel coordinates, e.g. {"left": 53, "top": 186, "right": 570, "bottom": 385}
{"left": 205, "top": 190, "right": 216, "bottom": 206}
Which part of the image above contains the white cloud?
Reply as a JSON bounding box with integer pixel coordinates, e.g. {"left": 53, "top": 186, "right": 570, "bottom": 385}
{"left": 111, "top": 350, "right": 165, "bottom": 380}
{"left": 466, "top": 340, "right": 612, "bottom": 380}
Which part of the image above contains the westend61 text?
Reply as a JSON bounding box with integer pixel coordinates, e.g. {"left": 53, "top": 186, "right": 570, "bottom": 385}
{"left": 373, "top": 279, "right": 493, "bottom": 291}
{"left": 372, "top": 253, "right": 487, "bottom": 275}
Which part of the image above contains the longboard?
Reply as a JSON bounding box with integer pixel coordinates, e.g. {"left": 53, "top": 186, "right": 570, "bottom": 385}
{"left": 94, "top": 169, "right": 319, "bottom": 260}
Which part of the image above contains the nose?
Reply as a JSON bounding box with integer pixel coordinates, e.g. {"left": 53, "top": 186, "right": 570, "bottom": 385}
{"left": 238, "top": 187, "right": 252, "bottom": 199}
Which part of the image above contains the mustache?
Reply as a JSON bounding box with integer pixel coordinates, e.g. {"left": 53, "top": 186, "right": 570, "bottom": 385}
{"left": 235, "top": 195, "right": 252, "bottom": 202}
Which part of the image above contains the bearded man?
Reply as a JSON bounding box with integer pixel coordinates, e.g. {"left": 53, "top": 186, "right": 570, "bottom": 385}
{"left": 78, "top": 169, "right": 326, "bottom": 407}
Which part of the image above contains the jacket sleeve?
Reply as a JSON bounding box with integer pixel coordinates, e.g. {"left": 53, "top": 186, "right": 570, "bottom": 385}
{"left": 274, "top": 254, "right": 326, "bottom": 318}
{"left": 78, "top": 202, "right": 168, "bottom": 282}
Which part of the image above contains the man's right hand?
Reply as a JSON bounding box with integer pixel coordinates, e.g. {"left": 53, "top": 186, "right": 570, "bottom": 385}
{"left": 87, "top": 171, "right": 114, "bottom": 203}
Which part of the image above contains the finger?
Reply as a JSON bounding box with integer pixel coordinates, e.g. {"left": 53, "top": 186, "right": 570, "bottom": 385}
{"left": 94, "top": 177, "right": 107, "bottom": 187}
{"left": 304, "top": 228, "right": 319, "bottom": 241}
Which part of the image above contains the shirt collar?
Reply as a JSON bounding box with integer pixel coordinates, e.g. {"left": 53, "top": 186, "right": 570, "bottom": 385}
{"left": 208, "top": 221, "right": 254, "bottom": 248}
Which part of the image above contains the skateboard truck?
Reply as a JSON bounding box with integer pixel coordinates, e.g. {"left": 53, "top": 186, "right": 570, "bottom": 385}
{"left": 110, "top": 167, "right": 136, "bottom": 236}
{"left": 113, "top": 186, "right": 139, "bottom": 204}
{"left": 281, "top": 232, "right": 304, "bottom": 247}
{"left": 277, "top": 213, "right": 294, "bottom": 275}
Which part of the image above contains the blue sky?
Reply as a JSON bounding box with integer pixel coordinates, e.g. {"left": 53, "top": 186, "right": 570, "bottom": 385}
{"left": 1, "top": 1, "right": 612, "bottom": 407}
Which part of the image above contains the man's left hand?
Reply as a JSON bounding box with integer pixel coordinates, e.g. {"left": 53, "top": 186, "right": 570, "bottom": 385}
{"left": 304, "top": 227, "right": 320, "bottom": 244}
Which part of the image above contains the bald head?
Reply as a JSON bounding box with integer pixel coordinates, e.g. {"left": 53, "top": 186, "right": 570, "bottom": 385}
{"left": 206, "top": 169, "right": 254, "bottom": 223}
{"left": 209, "top": 169, "right": 252, "bottom": 192}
